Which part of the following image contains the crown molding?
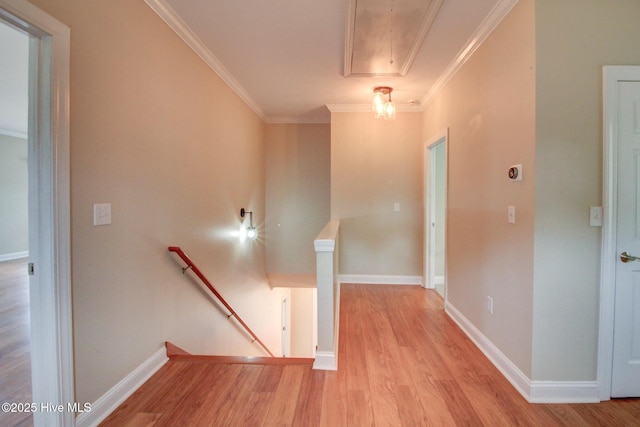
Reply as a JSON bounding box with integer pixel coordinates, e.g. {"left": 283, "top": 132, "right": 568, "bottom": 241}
{"left": 145, "top": 0, "right": 518, "bottom": 124}
{"left": 265, "top": 116, "right": 331, "bottom": 125}
{"left": 420, "top": 0, "right": 519, "bottom": 108}
{"left": 326, "top": 104, "right": 424, "bottom": 114}
{"left": 144, "top": 0, "right": 266, "bottom": 122}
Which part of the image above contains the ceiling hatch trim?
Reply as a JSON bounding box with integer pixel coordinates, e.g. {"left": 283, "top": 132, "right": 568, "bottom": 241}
{"left": 344, "top": 0, "right": 443, "bottom": 77}
{"left": 332, "top": 0, "right": 521, "bottom": 113}
{"left": 144, "top": 0, "right": 267, "bottom": 122}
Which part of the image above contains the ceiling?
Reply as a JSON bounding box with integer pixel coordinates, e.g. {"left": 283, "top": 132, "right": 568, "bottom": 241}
{"left": 0, "top": 0, "right": 518, "bottom": 135}
{"left": 152, "top": 0, "right": 518, "bottom": 123}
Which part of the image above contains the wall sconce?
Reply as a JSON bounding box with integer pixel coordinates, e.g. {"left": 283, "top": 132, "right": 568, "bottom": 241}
{"left": 240, "top": 208, "right": 258, "bottom": 240}
{"left": 372, "top": 86, "right": 396, "bottom": 120}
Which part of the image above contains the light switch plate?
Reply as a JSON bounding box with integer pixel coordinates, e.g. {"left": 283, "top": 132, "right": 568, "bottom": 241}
{"left": 590, "top": 206, "right": 603, "bottom": 227}
{"left": 508, "top": 205, "right": 516, "bottom": 224}
{"left": 93, "top": 203, "right": 112, "bottom": 226}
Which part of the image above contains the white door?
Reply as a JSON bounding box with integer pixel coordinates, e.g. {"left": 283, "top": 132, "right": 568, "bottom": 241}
{"left": 612, "top": 80, "right": 640, "bottom": 397}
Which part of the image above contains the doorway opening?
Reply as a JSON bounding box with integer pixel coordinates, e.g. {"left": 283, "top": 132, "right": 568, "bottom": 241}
{"left": 0, "top": 19, "right": 31, "bottom": 426}
{"left": 0, "top": 1, "right": 73, "bottom": 425}
{"left": 424, "top": 129, "right": 448, "bottom": 299}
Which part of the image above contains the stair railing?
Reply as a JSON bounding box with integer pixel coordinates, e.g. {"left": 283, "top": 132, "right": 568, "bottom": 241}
{"left": 168, "top": 246, "right": 275, "bottom": 357}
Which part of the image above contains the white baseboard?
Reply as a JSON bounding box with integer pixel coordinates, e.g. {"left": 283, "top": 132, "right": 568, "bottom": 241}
{"left": 339, "top": 274, "right": 423, "bottom": 286}
{"left": 424, "top": 275, "right": 445, "bottom": 290}
{"left": 529, "top": 381, "right": 600, "bottom": 403}
{"left": 76, "top": 347, "right": 168, "bottom": 427}
{"left": 445, "top": 301, "right": 531, "bottom": 400}
{"left": 0, "top": 251, "right": 29, "bottom": 262}
{"left": 445, "top": 301, "right": 600, "bottom": 403}
{"left": 313, "top": 351, "right": 337, "bottom": 371}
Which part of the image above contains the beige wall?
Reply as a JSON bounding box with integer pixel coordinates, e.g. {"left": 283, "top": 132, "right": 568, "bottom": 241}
{"left": 331, "top": 112, "right": 423, "bottom": 277}
{"left": 28, "top": 0, "right": 285, "bottom": 404}
{"left": 0, "top": 134, "right": 28, "bottom": 257}
{"left": 27, "top": 0, "right": 640, "bottom": 407}
{"left": 265, "top": 124, "right": 331, "bottom": 275}
{"left": 290, "top": 287, "right": 315, "bottom": 357}
{"left": 422, "top": 0, "right": 536, "bottom": 376}
{"left": 532, "top": 0, "right": 640, "bottom": 381}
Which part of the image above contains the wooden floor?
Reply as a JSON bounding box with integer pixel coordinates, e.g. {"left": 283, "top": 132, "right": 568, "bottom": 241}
{"left": 0, "top": 259, "right": 33, "bottom": 427}
{"left": 102, "top": 284, "right": 640, "bottom": 426}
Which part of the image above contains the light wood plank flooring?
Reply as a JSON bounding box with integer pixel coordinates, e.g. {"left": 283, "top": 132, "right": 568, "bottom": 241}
{"left": 0, "top": 259, "right": 32, "bottom": 427}
{"left": 101, "top": 284, "right": 640, "bottom": 426}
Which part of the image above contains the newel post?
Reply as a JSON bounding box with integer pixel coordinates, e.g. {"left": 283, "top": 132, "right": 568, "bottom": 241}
{"left": 313, "top": 220, "right": 340, "bottom": 370}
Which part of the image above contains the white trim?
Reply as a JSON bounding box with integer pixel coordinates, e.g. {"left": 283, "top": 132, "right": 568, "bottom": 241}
{"left": 265, "top": 116, "right": 330, "bottom": 125}
{"left": 433, "top": 275, "right": 444, "bottom": 286}
{"left": 598, "top": 66, "right": 640, "bottom": 401}
{"left": 0, "top": 2, "right": 74, "bottom": 426}
{"left": 0, "top": 250, "right": 29, "bottom": 261}
{"left": 0, "top": 128, "right": 27, "bottom": 139}
{"left": 446, "top": 300, "right": 600, "bottom": 403}
{"left": 312, "top": 288, "right": 318, "bottom": 357}
{"left": 599, "top": 65, "right": 619, "bottom": 402}
{"left": 420, "top": 0, "right": 519, "bottom": 108}
{"left": 326, "top": 103, "right": 424, "bottom": 113}
{"left": 314, "top": 240, "right": 335, "bottom": 252}
{"left": 281, "top": 290, "right": 291, "bottom": 357}
{"left": 144, "top": 0, "right": 266, "bottom": 122}
{"left": 314, "top": 220, "right": 340, "bottom": 371}
{"left": 529, "top": 381, "right": 600, "bottom": 404}
{"left": 312, "top": 351, "right": 337, "bottom": 371}
{"left": 424, "top": 129, "right": 448, "bottom": 298}
{"left": 445, "top": 301, "right": 530, "bottom": 400}
{"left": 339, "top": 274, "right": 423, "bottom": 286}
{"left": 313, "top": 284, "right": 340, "bottom": 371}
{"left": 314, "top": 219, "right": 340, "bottom": 252}
{"left": 76, "top": 347, "right": 168, "bottom": 427}
{"left": 342, "top": 0, "right": 356, "bottom": 78}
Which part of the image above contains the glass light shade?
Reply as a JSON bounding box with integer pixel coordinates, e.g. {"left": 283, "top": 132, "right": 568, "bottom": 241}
{"left": 383, "top": 101, "right": 396, "bottom": 120}
{"left": 246, "top": 226, "right": 258, "bottom": 240}
{"left": 372, "top": 92, "right": 384, "bottom": 118}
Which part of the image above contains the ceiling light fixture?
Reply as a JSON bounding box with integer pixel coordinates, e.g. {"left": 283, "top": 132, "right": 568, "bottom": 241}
{"left": 372, "top": 86, "right": 396, "bottom": 120}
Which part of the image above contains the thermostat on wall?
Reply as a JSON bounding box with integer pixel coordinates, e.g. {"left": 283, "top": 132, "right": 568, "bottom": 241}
{"left": 508, "top": 164, "right": 523, "bottom": 181}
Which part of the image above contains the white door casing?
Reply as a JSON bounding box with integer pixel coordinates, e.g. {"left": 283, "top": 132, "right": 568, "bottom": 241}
{"left": 600, "top": 66, "right": 640, "bottom": 399}
{"left": 281, "top": 291, "right": 290, "bottom": 357}
{"left": 0, "top": 1, "right": 73, "bottom": 425}
{"left": 424, "top": 128, "right": 448, "bottom": 298}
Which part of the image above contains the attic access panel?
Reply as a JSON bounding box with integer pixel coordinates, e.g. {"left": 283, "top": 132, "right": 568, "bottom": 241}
{"left": 344, "top": 0, "right": 443, "bottom": 77}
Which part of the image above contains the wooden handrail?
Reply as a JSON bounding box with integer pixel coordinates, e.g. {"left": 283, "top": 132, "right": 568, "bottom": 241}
{"left": 168, "top": 246, "right": 275, "bottom": 357}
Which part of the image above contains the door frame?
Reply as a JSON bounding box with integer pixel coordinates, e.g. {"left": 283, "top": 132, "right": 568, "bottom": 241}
{"left": 0, "top": 1, "right": 73, "bottom": 425}
{"left": 598, "top": 65, "right": 640, "bottom": 401}
{"left": 281, "top": 290, "right": 290, "bottom": 357}
{"left": 424, "top": 128, "right": 448, "bottom": 295}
